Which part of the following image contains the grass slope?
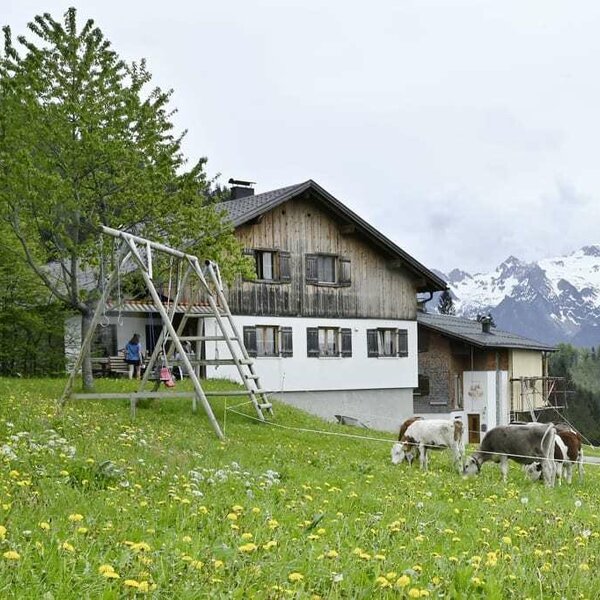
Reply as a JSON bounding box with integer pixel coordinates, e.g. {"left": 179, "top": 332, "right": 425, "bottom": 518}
{"left": 0, "top": 378, "right": 599, "bottom": 599}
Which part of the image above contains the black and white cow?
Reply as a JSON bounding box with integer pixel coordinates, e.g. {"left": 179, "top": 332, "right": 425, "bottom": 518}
{"left": 463, "top": 423, "right": 556, "bottom": 486}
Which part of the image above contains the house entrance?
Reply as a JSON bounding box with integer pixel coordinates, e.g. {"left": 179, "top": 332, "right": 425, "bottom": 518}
{"left": 467, "top": 413, "right": 480, "bottom": 444}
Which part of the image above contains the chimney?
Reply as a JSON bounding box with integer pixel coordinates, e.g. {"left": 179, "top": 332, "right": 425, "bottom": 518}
{"left": 229, "top": 178, "right": 255, "bottom": 200}
{"left": 478, "top": 313, "right": 495, "bottom": 334}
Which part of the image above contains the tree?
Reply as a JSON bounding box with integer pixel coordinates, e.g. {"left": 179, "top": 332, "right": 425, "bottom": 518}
{"left": 437, "top": 290, "right": 456, "bottom": 315}
{"left": 0, "top": 8, "right": 251, "bottom": 389}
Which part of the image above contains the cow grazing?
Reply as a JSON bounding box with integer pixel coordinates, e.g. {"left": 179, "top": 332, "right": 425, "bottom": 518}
{"left": 390, "top": 417, "right": 424, "bottom": 466}
{"left": 524, "top": 428, "right": 584, "bottom": 485}
{"left": 391, "top": 418, "right": 465, "bottom": 473}
{"left": 463, "top": 423, "right": 557, "bottom": 486}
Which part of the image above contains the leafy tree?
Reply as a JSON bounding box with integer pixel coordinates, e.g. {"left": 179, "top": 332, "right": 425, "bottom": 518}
{"left": 437, "top": 290, "right": 456, "bottom": 315}
{"left": 0, "top": 8, "right": 251, "bottom": 389}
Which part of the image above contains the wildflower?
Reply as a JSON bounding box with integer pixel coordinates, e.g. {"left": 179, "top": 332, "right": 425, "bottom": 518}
{"left": 213, "top": 560, "right": 224, "bottom": 569}
{"left": 485, "top": 552, "right": 498, "bottom": 567}
{"left": 238, "top": 543, "right": 258, "bottom": 553}
{"left": 130, "top": 542, "right": 151, "bottom": 553}
{"left": 332, "top": 573, "right": 344, "bottom": 583}
{"left": 68, "top": 514, "right": 84, "bottom": 522}
{"left": 124, "top": 579, "right": 140, "bottom": 588}
{"left": 288, "top": 572, "right": 304, "bottom": 582}
{"left": 471, "top": 577, "right": 483, "bottom": 586}
{"left": 241, "top": 533, "right": 253, "bottom": 540}
{"left": 3, "top": 550, "right": 20, "bottom": 561}
{"left": 252, "top": 507, "right": 261, "bottom": 514}
{"left": 408, "top": 589, "right": 422, "bottom": 598}
{"left": 182, "top": 535, "right": 192, "bottom": 543}
{"left": 325, "top": 550, "right": 339, "bottom": 558}
{"left": 386, "top": 572, "right": 397, "bottom": 580}
{"left": 0, "top": 525, "right": 6, "bottom": 539}
{"left": 580, "top": 563, "right": 590, "bottom": 571}
{"left": 77, "top": 527, "right": 88, "bottom": 534}
{"left": 198, "top": 506, "right": 208, "bottom": 514}
{"left": 39, "top": 522, "right": 50, "bottom": 532}
{"left": 396, "top": 575, "right": 411, "bottom": 588}
{"left": 61, "top": 542, "right": 75, "bottom": 553}
{"left": 501, "top": 536, "right": 512, "bottom": 545}
{"left": 575, "top": 500, "right": 583, "bottom": 509}
{"left": 226, "top": 513, "right": 238, "bottom": 521}
{"left": 232, "top": 505, "right": 244, "bottom": 513}
{"left": 263, "top": 540, "right": 277, "bottom": 550}
{"left": 376, "top": 576, "right": 391, "bottom": 588}
{"left": 268, "top": 519, "right": 279, "bottom": 529}
{"left": 374, "top": 554, "right": 386, "bottom": 561}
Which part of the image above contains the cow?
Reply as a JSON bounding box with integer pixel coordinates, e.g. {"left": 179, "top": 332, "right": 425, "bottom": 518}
{"left": 463, "top": 423, "right": 556, "bottom": 486}
{"left": 390, "top": 416, "right": 424, "bottom": 465}
{"left": 524, "top": 428, "right": 584, "bottom": 485}
{"left": 391, "top": 418, "right": 465, "bottom": 473}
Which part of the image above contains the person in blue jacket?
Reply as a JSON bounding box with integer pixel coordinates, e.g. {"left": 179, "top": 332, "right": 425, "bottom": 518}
{"left": 124, "top": 333, "right": 143, "bottom": 379}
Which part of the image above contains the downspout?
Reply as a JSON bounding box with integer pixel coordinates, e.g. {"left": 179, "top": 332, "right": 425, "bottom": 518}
{"left": 495, "top": 351, "right": 502, "bottom": 426}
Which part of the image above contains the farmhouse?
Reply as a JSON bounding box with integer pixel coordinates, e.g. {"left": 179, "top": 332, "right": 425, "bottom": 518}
{"left": 67, "top": 180, "right": 446, "bottom": 430}
{"left": 416, "top": 311, "right": 557, "bottom": 442}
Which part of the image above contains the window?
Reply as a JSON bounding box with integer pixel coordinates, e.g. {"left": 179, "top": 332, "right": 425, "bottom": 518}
{"left": 243, "top": 325, "right": 293, "bottom": 357}
{"left": 305, "top": 254, "right": 351, "bottom": 286}
{"left": 247, "top": 249, "right": 291, "bottom": 282}
{"left": 307, "top": 327, "right": 352, "bottom": 357}
{"left": 418, "top": 329, "right": 430, "bottom": 353}
{"left": 367, "top": 328, "right": 409, "bottom": 357}
{"left": 414, "top": 374, "right": 430, "bottom": 396}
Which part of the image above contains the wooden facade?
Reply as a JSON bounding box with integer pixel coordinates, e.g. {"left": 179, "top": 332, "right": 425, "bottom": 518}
{"left": 226, "top": 193, "right": 419, "bottom": 320}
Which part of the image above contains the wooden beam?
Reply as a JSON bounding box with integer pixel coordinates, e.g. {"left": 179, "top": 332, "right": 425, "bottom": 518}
{"left": 340, "top": 224, "right": 356, "bottom": 235}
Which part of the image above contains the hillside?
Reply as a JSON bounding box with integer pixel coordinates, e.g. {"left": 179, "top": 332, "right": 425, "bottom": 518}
{"left": 1, "top": 378, "right": 599, "bottom": 597}
{"left": 430, "top": 245, "right": 600, "bottom": 347}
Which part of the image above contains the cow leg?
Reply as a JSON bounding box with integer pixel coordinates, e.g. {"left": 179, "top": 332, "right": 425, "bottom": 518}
{"left": 578, "top": 451, "right": 584, "bottom": 482}
{"left": 541, "top": 458, "right": 555, "bottom": 488}
{"left": 564, "top": 462, "right": 573, "bottom": 485}
{"left": 499, "top": 455, "right": 509, "bottom": 482}
{"left": 420, "top": 443, "right": 428, "bottom": 470}
{"left": 555, "top": 460, "right": 563, "bottom": 486}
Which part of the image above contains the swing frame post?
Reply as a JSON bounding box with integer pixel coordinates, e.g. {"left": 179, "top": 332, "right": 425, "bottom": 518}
{"left": 58, "top": 249, "right": 132, "bottom": 407}
{"left": 123, "top": 237, "right": 225, "bottom": 440}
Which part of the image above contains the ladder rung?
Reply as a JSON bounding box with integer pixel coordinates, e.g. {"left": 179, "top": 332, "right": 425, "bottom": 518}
{"left": 258, "top": 402, "right": 272, "bottom": 410}
{"left": 245, "top": 374, "right": 260, "bottom": 379}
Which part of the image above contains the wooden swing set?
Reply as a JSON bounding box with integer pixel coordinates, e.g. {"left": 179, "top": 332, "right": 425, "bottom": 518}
{"left": 59, "top": 226, "right": 273, "bottom": 440}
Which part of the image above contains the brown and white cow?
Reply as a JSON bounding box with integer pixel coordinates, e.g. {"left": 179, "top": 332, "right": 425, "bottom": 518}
{"left": 525, "top": 427, "right": 584, "bottom": 484}
{"left": 463, "top": 423, "right": 557, "bottom": 486}
{"left": 391, "top": 418, "right": 465, "bottom": 473}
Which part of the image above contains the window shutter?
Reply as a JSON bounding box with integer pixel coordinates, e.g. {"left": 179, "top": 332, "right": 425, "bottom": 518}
{"left": 339, "top": 257, "right": 351, "bottom": 286}
{"left": 305, "top": 254, "right": 318, "bottom": 283}
{"left": 341, "top": 328, "right": 352, "bottom": 357}
{"left": 279, "top": 251, "right": 291, "bottom": 282}
{"left": 243, "top": 326, "right": 257, "bottom": 357}
{"left": 398, "top": 329, "right": 408, "bottom": 357}
{"left": 419, "top": 374, "right": 430, "bottom": 396}
{"left": 307, "top": 327, "right": 319, "bottom": 357}
{"left": 281, "top": 327, "right": 293, "bottom": 357}
{"left": 367, "top": 329, "right": 379, "bottom": 357}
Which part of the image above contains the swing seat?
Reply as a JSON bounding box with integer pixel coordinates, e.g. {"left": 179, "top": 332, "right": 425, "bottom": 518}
{"left": 159, "top": 367, "right": 176, "bottom": 387}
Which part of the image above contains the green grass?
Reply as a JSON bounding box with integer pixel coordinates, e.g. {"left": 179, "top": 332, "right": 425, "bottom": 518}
{"left": 1, "top": 378, "right": 599, "bottom": 598}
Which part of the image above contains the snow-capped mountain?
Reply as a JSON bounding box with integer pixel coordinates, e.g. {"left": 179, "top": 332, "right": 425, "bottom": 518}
{"left": 429, "top": 245, "right": 600, "bottom": 347}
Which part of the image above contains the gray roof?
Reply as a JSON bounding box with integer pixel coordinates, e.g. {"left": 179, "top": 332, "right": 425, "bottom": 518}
{"left": 417, "top": 312, "right": 556, "bottom": 352}
{"left": 219, "top": 180, "right": 446, "bottom": 293}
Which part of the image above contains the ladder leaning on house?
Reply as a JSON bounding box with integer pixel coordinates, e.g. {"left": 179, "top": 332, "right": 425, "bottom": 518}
{"left": 59, "top": 226, "right": 273, "bottom": 441}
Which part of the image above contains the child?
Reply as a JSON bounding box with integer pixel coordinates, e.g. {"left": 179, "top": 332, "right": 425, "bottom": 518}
{"left": 124, "top": 334, "right": 143, "bottom": 379}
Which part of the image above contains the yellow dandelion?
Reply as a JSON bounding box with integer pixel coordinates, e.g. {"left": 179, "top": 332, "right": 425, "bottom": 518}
{"left": 238, "top": 543, "right": 258, "bottom": 553}
{"left": 198, "top": 506, "right": 208, "bottom": 515}
{"left": 241, "top": 533, "right": 253, "bottom": 540}
{"left": 226, "top": 513, "right": 238, "bottom": 521}
{"left": 288, "top": 572, "right": 304, "bottom": 582}
{"left": 375, "top": 576, "right": 391, "bottom": 588}
{"left": 268, "top": 519, "right": 279, "bottom": 529}
{"left": 77, "top": 527, "right": 88, "bottom": 535}
{"left": 408, "top": 589, "right": 422, "bottom": 598}
{"left": 99, "top": 564, "right": 115, "bottom": 575}
{"left": 580, "top": 563, "right": 590, "bottom": 571}
{"left": 0, "top": 525, "right": 6, "bottom": 539}
{"left": 61, "top": 542, "right": 75, "bottom": 553}
{"left": 502, "top": 536, "right": 512, "bottom": 545}
{"left": 39, "top": 522, "right": 50, "bottom": 532}
{"left": 138, "top": 581, "right": 150, "bottom": 592}
{"left": 213, "top": 559, "right": 224, "bottom": 569}
{"left": 182, "top": 535, "right": 192, "bottom": 543}
{"left": 374, "top": 554, "right": 386, "bottom": 561}
{"left": 386, "top": 572, "right": 397, "bottom": 580}
{"left": 263, "top": 540, "right": 278, "bottom": 550}
{"left": 68, "top": 514, "right": 84, "bottom": 522}
{"left": 326, "top": 549, "right": 339, "bottom": 558}
{"left": 396, "top": 575, "right": 411, "bottom": 588}
{"left": 252, "top": 507, "right": 261, "bottom": 514}
{"left": 3, "top": 550, "right": 20, "bottom": 561}
{"left": 130, "top": 542, "right": 151, "bottom": 553}
{"left": 232, "top": 505, "right": 244, "bottom": 512}
{"left": 124, "top": 579, "right": 140, "bottom": 588}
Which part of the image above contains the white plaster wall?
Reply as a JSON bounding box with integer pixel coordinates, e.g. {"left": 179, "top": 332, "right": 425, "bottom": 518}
{"left": 276, "top": 388, "right": 414, "bottom": 433}
{"left": 204, "top": 315, "right": 418, "bottom": 393}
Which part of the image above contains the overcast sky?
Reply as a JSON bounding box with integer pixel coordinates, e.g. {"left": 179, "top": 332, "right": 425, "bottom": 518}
{"left": 5, "top": 1, "right": 600, "bottom": 274}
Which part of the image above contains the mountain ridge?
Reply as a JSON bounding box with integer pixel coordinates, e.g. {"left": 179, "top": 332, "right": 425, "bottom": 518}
{"left": 429, "top": 245, "right": 600, "bottom": 347}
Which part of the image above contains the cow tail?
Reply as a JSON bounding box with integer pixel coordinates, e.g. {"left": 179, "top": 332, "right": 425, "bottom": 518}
{"left": 541, "top": 424, "right": 556, "bottom": 460}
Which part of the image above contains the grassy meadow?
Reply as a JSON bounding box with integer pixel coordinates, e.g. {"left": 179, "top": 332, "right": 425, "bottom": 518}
{"left": 0, "top": 378, "right": 599, "bottom": 599}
